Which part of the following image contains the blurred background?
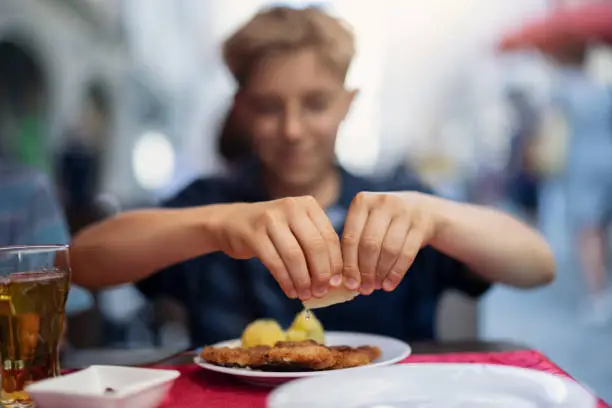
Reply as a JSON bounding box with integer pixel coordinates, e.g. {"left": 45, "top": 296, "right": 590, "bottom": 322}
{"left": 1, "top": 0, "right": 611, "bottom": 401}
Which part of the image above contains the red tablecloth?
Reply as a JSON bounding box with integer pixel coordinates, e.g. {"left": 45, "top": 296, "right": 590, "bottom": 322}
{"left": 159, "top": 350, "right": 609, "bottom": 408}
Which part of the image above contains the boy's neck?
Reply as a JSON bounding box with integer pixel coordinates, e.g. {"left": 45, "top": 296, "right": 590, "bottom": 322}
{"left": 263, "top": 168, "right": 340, "bottom": 209}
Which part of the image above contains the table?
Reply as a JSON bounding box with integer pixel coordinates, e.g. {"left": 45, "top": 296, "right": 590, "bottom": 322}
{"left": 61, "top": 340, "right": 529, "bottom": 369}
{"left": 61, "top": 340, "right": 610, "bottom": 408}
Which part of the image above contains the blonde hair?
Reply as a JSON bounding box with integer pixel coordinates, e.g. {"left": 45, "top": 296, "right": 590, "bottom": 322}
{"left": 223, "top": 6, "right": 355, "bottom": 87}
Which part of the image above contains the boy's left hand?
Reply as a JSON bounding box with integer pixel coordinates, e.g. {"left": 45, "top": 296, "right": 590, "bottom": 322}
{"left": 341, "top": 192, "right": 439, "bottom": 294}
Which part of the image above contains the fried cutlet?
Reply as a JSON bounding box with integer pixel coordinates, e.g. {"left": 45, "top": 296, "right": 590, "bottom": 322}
{"left": 200, "top": 339, "right": 381, "bottom": 371}
{"left": 263, "top": 340, "right": 337, "bottom": 370}
{"left": 328, "top": 345, "right": 382, "bottom": 369}
{"left": 200, "top": 345, "right": 271, "bottom": 368}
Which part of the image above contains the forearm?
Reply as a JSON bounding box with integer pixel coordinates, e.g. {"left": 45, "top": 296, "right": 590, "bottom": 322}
{"left": 70, "top": 206, "right": 223, "bottom": 289}
{"left": 410, "top": 193, "right": 555, "bottom": 288}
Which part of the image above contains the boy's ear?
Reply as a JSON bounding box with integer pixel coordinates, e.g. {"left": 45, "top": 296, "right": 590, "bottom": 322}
{"left": 233, "top": 92, "right": 248, "bottom": 117}
{"left": 233, "top": 92, "right": 244, "bottom": 109}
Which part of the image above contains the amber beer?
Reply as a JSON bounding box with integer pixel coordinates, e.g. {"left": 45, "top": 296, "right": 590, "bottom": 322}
{"left": 0, "top": 246, "right": 69, "bottom": 407}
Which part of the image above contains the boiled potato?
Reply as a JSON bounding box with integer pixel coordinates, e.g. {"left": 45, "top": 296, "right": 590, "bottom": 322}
{"left": 241, "top": 319, "right": 286, "bottom": 347}
{"left": 289, "top": 310, "right": 325, "bottom": 344}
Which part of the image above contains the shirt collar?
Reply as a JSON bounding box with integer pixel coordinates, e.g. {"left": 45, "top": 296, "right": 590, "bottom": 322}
{"left": 229, "top": 157, "right": 364, "bottom": 211}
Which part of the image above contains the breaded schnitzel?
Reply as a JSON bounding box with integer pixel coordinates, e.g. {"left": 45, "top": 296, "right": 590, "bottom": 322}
{"left": 200, "top": 339, "right": 381, "bottom": 371}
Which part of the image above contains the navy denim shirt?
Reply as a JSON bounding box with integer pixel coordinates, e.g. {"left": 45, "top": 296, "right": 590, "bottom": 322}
{"left": 136, "top": 162, "right": 490, "bottom": 347}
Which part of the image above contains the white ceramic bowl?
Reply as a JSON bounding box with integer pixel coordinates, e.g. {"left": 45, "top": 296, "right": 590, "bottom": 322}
{"left": 25, "top": 365, "right": 180, "bottom": 408}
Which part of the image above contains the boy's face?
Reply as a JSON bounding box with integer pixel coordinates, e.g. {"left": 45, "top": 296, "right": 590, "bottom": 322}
{"left": 238, "top": 48, "right": 356, "bottom": 189}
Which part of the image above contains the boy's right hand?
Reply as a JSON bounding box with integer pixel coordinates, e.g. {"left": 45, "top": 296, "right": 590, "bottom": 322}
{"left": 209, "top": 197, "right": 343, "bottom": 300}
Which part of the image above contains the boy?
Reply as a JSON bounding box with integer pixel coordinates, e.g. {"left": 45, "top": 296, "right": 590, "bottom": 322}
{"left": 70, "top": 6, "right": 554, "bottom": 347}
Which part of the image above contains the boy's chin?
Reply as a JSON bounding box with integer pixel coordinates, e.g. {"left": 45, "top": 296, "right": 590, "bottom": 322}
{"left": 276, "top": 168, "right": 327, "bottom": 190}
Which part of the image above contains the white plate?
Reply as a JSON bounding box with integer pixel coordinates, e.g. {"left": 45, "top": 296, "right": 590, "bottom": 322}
{"left": 194, "top": 331, "right": 411, "bottom": 387}
{"left": 25, "top": 365, "right": 180, "bottom": 408}
{"left": 267, "top": 363, "right": 597, "bottom": 408}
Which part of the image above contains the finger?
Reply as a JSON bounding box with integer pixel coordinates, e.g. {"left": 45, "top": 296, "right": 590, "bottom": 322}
{"left": 382, "top": 221, "right": 427, "bottom": 292}
{"left": 289, "top": 213, "right": 332, "bottom": 298}
{"left": 375, "top": 215, "right": 410, "bottom": 289}
{"left": 267, "top": 222, "right": 312, "bottom": 300}
{"left": 341, "top": 197, "right": 369, "bottom": 291}
{"left": 256, "top": 235, "right": 298, "bottom": 298}
{"left": 306, "top": 204, "right": 343, "bottom": 288}
{"left": 358, "top": 209, "right": 391, "bottom": 295}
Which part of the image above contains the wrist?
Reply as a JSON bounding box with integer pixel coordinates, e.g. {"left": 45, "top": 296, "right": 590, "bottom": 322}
{"left": 186, "top": 204, "right": 236, "bottom": 253}
{"left": 401, "top": 192, "right": 453, "bottom": 245}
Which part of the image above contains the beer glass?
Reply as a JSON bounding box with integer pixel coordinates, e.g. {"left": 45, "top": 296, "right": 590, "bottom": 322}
{"left": 0, "top": 245, "right": 70, "bottom": 407}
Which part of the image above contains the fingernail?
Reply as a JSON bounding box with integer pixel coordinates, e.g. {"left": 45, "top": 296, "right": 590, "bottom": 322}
{"left": 374, "top": 281, "right": 382, "bottom": 290}
{"left": 300, "top": 289, "right": 312, "bottom": 300}
{"left": 330, "top": 275, "right": 342, "bottom": 287}
{"left": 383, "top": 279, "right": 395, "bottom": 291}
{"left": 360, "top": 282, "right": 373, "bottom": 294}
{"left": 345, "top": 278, "right": 359, "bottom": 290}
{"left": 287, "top": 289, "right": 298, "bottom": 299}
{"left": 313, "top": 286, "right": 328, "bottom": 297}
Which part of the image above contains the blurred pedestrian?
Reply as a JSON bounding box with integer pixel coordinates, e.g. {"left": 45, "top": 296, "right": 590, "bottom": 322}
{"left": 550, "top": 39, "right": 612, "bottom": 323}
{"left": 505, "top": 88, "right": 541, "bottom": 223}
{"left": 216, "top": 102, "right": 252, "bottom": 170}
{"left": 0, "top": 159, "right": 94, "bottom": 319}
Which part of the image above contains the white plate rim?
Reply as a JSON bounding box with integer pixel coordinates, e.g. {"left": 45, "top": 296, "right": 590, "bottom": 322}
{"left": 193, "top": 331, "right": 412, "bottom": 379}
{"left": 267, "top": 363, "right": 598, "bottom": 407}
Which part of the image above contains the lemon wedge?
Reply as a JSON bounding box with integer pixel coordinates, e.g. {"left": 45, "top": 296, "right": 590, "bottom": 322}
{"left": 288, "top": 310, "right": 325, "bottom": 344}
{"left": 302, "top": 286, "right": 358, "bottom": 309}
{"left": 285, "top": 328, "right": 309, "bottom": 341}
